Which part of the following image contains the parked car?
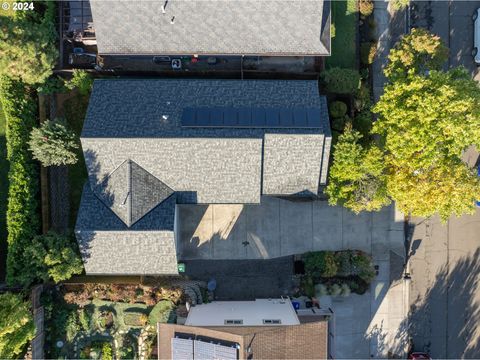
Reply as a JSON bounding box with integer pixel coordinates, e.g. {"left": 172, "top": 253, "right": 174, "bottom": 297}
{"left": 477, "top": 163, "right": 480, "bottom": 207}
{"left": 408, "top": 352, "right": 431, "bottom": 360}
{"left": 68, "top": 52, "right": 97, "bottom": 68}
{"left": 152, "top": 56, "right": 171, "bottom": 64}
{"left": 473, "top": 8, "right": 480, "bottom": 64}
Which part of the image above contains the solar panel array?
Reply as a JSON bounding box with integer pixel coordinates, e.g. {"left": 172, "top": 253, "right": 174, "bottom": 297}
{"left": 181, "top": 107, "right": 323, "bottom": 128}
{"left": 171, "top": 337, "right": 238, "bottom": 360}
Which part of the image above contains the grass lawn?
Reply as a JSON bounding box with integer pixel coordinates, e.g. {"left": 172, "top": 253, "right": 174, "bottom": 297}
{"left": 326, "top": 0, "right": 357, "bottom": 69}
{"left": 0, "top": 101, "right": 8, "bottom": 281}
{"left": 64, "top": 94, "right": 89, "bottom": 229}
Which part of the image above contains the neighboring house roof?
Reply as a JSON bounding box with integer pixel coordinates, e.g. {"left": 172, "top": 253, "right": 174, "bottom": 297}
{"left": 90, "top": 0, "right": 331, "bottom": 56}
{"left": 81, "top": 79, "right": 331, "bottom": 204}
{"left": 157, "top": 322, "right": 328, "bottom": 359}
{"left": 185, "top": 299, "right": 300, "bottom": 326}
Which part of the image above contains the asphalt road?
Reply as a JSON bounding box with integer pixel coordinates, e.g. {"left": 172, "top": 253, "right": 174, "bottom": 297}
{"left": 408, "top": 145, "right": 480, "bottom": 360}
{"left": 411, "top": 0, "right": 480, "bottom": 80}
{"left": 408, "top": 3, "right": 480, "bottom": 357}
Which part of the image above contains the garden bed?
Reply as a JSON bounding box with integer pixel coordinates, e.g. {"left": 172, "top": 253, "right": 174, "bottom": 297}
{"left": 42, "top": 283, "right": 184, "bottom": 359}
{"left": 300, "top": 250, "right": 376, "bottom": 298}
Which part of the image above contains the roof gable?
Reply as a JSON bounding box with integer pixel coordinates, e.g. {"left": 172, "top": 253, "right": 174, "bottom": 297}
{"left": 93, "top": 159, "right": 174, "bottom": 227}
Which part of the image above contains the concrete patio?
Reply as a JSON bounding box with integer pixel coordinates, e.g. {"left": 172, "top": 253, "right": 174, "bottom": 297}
{"left": 177, "top": 196, "right": 404, "bottom": 260}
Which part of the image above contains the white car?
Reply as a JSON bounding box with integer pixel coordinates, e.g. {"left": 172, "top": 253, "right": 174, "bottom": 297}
{"left": 473, "top": 8, "right": 480, "bottom": 64}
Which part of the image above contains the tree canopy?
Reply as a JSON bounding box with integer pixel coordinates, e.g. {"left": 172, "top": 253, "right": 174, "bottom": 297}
{"left": 29, "top": 119, "right": 79, "bottom": 166}
{"left": 374, "top": 60, "right": 480, "bottom": 221}
{"left": 326, "top": 125, "right": 390, "bottom": 213}
{"left": 0, "top": 293, "right": 35, "bottom": 359}
{"left": 384, "top": 28, "right": 448, "bottom": 81}
{"left": 16, "top": 231, "right": 84, "bottom": 287}
{"left": 0, "top": 3, "right": 58, "bottom": 84}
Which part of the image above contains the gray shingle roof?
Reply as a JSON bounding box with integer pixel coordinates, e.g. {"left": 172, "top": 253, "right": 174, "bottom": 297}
{"left": 94, "top": 159, "right": 174, "bottom": 227}
{"left": 263, "top": 134, "right": 326, "bottom": 196}
{"left": 75, "top": 184, "right": 178, "bottom": 275}
{"left": 82, "top": 79, "right": 331, "bottom": 204}
{"left": 76, "top": 78, "right": 332, "bottom": 275}
{"left": 90, "top": 0, "right": 330, "bottom": 56}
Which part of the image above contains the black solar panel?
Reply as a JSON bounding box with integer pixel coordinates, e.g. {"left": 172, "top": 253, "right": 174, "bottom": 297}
{"left": 181, "top": 107, "right": 322, "bottom": 128}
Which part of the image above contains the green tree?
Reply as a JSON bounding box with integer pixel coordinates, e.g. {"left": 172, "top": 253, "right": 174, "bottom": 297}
{"left": 326, "top": 125, "right": 390, "bottom": 213}
{"left": 374, "top": 68, "right": 480, "bottom": 220}
{"left": 0, "top": 293, "right": 35, "bottom": 358}
{"left": 29, "top": 119, "right": 79, "bottom": 166}
{"left": 390, "top": 0, "right": 410, "bottom": 11}
{"left": 384, "top": 28, "right": 448, "bottom": 81}
{"left": 374, "top": 68, "right": 480, "bottom": 171}
{"left": 15, "top": 232, "right": 84, "bottom": 287}
{"left": 36, "top": 232, "right": 84, "bottom": 284}
{"left": 0, "top": 4, "right": 58, "bottom": 84}
{"left": 64, "top": 70, "right": 94, "bottom": 96}
{"left": 387, "top": 158, "right": 480, "bottom": 221}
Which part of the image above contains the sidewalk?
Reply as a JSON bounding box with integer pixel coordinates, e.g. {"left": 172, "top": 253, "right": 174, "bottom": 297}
{"left": 372, "top": 1, "right": 407, "bottom": 102}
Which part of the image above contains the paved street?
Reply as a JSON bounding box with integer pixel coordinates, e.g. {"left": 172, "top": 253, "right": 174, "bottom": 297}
{"left": 408, "top": 208, "right": 480, "bottom": 358}
{"left": 411, "top": 0, "right": 480, "bottom": 80}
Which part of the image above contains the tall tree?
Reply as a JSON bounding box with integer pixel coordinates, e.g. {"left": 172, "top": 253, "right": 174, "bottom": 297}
{"left": 0, "top": 293, "right": 35, "bottom": 358}
{"left": 374, "top": 67, "right": 480, "bottom": 220}
{"left": 384, "top": 28, "right": 448, "bottom": 81}
{"left": 29, "top": 119, "right": 79, "bottom": 166}
{"left": 326, "top": 125, "right": 390, "bottom": 213}
{"left": 0, "top": 4, "right": 58, "bottom": 85}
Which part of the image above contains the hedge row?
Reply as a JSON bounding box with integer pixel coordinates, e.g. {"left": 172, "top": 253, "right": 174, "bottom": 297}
{"left": 0, "top": 77, "right": 41, "bottom": 286}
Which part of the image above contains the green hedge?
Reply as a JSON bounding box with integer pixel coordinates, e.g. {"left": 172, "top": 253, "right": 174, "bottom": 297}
{"left": 0, "top": 77, "right": 40, "bottom": 286}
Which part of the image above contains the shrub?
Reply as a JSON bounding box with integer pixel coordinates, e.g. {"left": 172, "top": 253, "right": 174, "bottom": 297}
{"left": 304, "top": 251, "right": 338, "bottom": 278}
{"left": 354, "top": 84, "right": 372, "bottom": 112}
{"left": 321, "top": 68, "right": 361, "bottom": 94}
{"left": 353, "top": 110, "right": 373, "bottom": 139}
{"left": 0, "top": 293, "right": 35, "bottom": 358}
{"left": 328, "top": 284, "right": 342, "bottom": 296}
{"left": 29, "top": 119, "right": 79, "bottom": 166}
{"left": 314, "top": 284, "right": 329, "bottom": 297}
{"left": 0, "top": 77, "right": 40, "bottom": 286}
{"left": 148, "top": 300, "right": 176, "bottom": 325}
{"left": 65, "top": 69, "right": 94, "bottom": 96}
{"left": 302, "top": 277, "right": 315, "bottom": 298}
{"left": 340, "top": 283, "right": 351, "bottom": 297}
{"left": 124, "top": 312, "right": 148, "bottom": 327}
{"left": 329, "top": 101, "right": 348, "bottom": 118}
{"left": 78, "top": 307, "right": 92, "bottom": 332}
{"left": 360, "top": 42, "right": 377, "bottom": 65}
{"left": 332, "top": 115, "right": 351, "bottom": 132}
{"left": 37, "top": 76, "right": 66, "bottom": 95}
{"left": 351, "top": 252, "right": 376, "bottom": 283}
{"left": 101, "top": 343, "right": 113, "bottom": 360}
{"left": 359, "top": 0, "right": 374, "bottom": 16}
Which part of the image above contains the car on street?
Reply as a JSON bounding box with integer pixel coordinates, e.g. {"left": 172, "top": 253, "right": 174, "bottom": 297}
{"left": 477, "top": 163, "right": 480, "bottom": 207}
{"left": 473, "top": 8, "right": 480, "bottom": 64}
{"left": 408, "top": 352, "right": 432, "bottom": 360}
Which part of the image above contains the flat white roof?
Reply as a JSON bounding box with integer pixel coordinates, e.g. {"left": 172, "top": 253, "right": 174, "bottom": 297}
{"left": 185, "top": 298, "right": 300, "bottom": 326}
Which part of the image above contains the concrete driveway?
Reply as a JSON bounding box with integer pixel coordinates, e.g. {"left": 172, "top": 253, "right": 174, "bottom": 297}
{"left": 177, "top": 197, "right": 404, "bottom": 260}
{"left": 411, "top": 0, "right": 480, "bottom": 81}
{"left": 177, "top": 197, "right": 409, "bottom": 357}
